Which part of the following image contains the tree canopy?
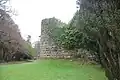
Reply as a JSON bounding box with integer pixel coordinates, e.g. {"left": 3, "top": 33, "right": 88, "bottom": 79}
{"left": 45, "top": 0, "right": 120, "bottom": 80}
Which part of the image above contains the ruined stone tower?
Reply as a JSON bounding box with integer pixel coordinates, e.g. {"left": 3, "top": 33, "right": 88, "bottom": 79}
{"left": 40, "top": 18, "right": 57, "bottom": 57}
{"left": 40, "top": 17, "right": 73, "bottom": 58}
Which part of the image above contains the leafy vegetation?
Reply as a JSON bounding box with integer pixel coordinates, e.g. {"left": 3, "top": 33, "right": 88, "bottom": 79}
{"left": 75, "top": 0, "right": 120, "bottom": 80}
{"left": 0, "top": 0, "right": 33, "bottom": 62}
{"left": 23, "top": 41, "right": 36, "bottom": 56}
{"left": 46, "top": 0, "right": 120, "bottom": 80}
{"left": 0, "top": 0, "right": 120, "bottom": 80}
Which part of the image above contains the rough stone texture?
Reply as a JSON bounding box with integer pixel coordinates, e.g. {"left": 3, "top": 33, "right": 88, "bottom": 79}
{"left": 39, "top": 18, "right": 94, "bottom": 60}
{"left": 40, "top": 18, "right": 73, "bottom": 58}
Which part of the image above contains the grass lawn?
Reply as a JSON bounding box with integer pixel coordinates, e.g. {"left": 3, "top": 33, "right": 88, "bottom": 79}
{"left": 0, "top": 59, "right": 107, "bottom": 80}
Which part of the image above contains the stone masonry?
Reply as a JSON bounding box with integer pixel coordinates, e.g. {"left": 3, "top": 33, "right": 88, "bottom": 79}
{"left": 40, "top": 18, "right": 74, "bottom": 58}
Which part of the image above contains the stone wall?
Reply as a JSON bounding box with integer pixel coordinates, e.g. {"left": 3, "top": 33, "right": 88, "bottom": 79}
{"left": 40, "top": 18, "right": 73, "bottom": 58}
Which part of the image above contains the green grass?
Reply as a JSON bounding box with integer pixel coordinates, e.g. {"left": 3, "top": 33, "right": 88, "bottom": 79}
{"left": 0, "top": 59, "right": 107, "bottom": 80}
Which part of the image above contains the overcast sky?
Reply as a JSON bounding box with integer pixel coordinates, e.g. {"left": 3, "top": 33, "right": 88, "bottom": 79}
{"left": 11, "top": 0, "right": 77, "bottom": 43}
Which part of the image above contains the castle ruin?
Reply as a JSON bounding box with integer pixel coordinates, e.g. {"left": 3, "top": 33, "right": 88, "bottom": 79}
{"left": 40, "top": 18, "right": 74, "bottom": 58}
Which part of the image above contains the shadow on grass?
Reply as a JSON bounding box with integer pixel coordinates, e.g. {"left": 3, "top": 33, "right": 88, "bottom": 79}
{"left": 0, "top": 60, "right": 35, "bottom": 65}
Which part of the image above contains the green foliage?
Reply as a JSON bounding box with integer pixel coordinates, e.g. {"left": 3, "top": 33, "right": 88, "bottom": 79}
{"left": 23, "top": 42, "right": 36, "bottom": 56}
{"left": 45, "top": 18, "right": 67, "bottom": 46}
{"left": 41, "top": 3, "right": 120, "bottom": 80}
{"left": 59, "top": 27, "right": 82, "bottom": 50}
{"left": 45, "top": 0, "right": 120, "bottom": 80}
{"left": 75, "top": 0, "right": 120, "bottom": 80}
